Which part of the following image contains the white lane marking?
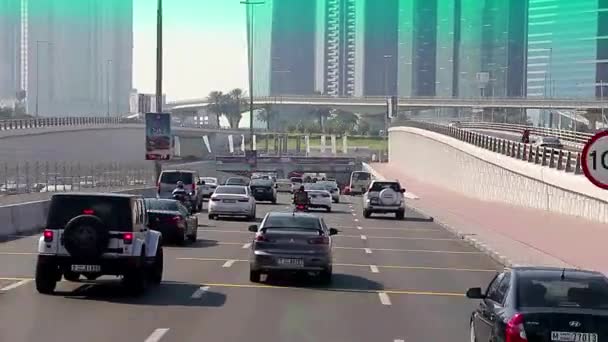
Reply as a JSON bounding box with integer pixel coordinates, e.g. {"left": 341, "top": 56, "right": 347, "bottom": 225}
{"left": 378, "top": 292, "right": 392, "bottom": 306}
{"left": 364, "top": 248, "right": 372, "bottom": 254}
{"left": 0, "top": 279, "right": 31, "bottom": 292}
{"left": 191, "top": 286, "right": 210, "bottom": 299}
{"left": 242, "top": 243, "right": 251, "bottom": 249}
{"left": 357, "top": 226, "right": 362, "bottom": 230}
{"left": 354, "top": 218, "right": 359, "bottom": 222}
{"left": 222, "top": 260, "right": 236, "bottom": 268}
{"left": 351, "top": 213, "right": 356, "bottom": 216}
{"left": 394, "top": 339, "right": 405, "bottom": 342}
{"left": 144, "top": 328, "right": 170, "bottom": 342}
{"left": 361, "top": 235, "right": 367, "bottom": 240}
{"left": 370, "top": 265, "right": 379, "bottom": 273}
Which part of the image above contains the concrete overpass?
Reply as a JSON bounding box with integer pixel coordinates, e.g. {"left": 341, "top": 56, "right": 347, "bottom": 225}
{"left": 167, "top": 95, "right": 608, "bottom": 114}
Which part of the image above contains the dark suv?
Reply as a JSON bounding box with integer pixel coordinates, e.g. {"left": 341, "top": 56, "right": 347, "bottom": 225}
{"left": 35, "top": 193, "right": 164, "bottom": 295}
{"left": 249, "top": 178, "right": 277, "bottom": 203}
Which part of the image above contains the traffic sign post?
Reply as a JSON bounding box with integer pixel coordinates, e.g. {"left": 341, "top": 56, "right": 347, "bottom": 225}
{"left": 582, "top": 130, "right": 608, "bottom": 189}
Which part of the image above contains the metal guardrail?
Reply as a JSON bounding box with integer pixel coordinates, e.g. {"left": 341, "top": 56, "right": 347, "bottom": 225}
{"left": 404, "top": 121, "right": 582, "bottom": 175}
{"left": 0, "top": 161, "right": 154, "bottom": 195}
{"left": 455, "top": 121, "right": 592, "bottom": 145}
{"left": 0, "top": 117, "right": 121, "bottom": 131}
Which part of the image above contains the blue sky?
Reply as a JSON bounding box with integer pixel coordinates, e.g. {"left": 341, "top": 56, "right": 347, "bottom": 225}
{"left": 133, "top": 0, "right": 248, "bottom": 100}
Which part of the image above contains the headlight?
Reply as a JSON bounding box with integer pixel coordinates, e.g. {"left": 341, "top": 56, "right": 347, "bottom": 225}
{"left": 189, "top": 191, "right": 195, "bottom": 196}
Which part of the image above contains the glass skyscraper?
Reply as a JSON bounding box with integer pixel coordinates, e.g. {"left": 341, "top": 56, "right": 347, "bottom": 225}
{"left": 0, "top": 0, "right": 22, "bottom": 101}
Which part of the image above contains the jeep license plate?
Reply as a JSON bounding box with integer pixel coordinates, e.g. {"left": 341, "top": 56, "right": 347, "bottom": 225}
{"left": 71, "top": 264, "right": 101, "bottom": 273}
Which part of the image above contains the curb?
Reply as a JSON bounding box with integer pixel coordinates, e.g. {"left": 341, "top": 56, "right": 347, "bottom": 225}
{"left": 365, "top": 163, "right": 512, "bottom": 268}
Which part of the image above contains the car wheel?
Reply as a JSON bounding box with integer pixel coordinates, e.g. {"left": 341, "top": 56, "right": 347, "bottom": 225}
{"left": 177, "top": 228, "right": 187, "bottom": 246}
{"left": 123, "top": 253, "right": 148, "bottom": 295}
{"left": 363, "top": 210, "right": 371, "bottom": 218}
{"left": 326, "top": 207, "right": 331, "bottom": 213}
{"left": 149, "top": 246, "right": 163, "bottom": 285}
{"left": 319, "top": 268, "right": 332, "bottom": 285}
{"left": 469, "top": 321, "right": 477, "bottom": 342}
{"left": 272, "top": 198, "right": 277, "bottom": 204}
{"left": 249, "top": 269, "right": 261, "bottom": 283}
{"left": 197, "top": 200, "right": 203, "bottom": 211}
{"left": 35, "top": 259, "right": 58, "bottom": 294}
{"left": 63, "top": 270, "right": 80, "bottom": 282}
{"left": 208, "top": 214, "right": 216, "bottom": 220}
{"left": 335, "top": 198, "right": 340, "bottom": 203}
{"left": 396, "top": 210, "right": 405, "bottom": 220}
{"left": 188, "top": 230, "right": 197, "bottom": 243}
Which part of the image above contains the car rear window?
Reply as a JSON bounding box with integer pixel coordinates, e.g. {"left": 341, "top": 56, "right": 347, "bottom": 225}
{"left": 226, "top": 178, "right": 247, "bottom": 185}
{"left": 291, "top": 177, "right": 303, "bottom": 183}
{"left": 369, "top": 182, "right": 401, "bottom": 192}
{"left": 352, "top": 172, "right": 371, "bottom": 181}
{"left": 145, "top": 199, "right": 178, "bottom": 211}
{"left": 160, "top": 172, "right": 194, "bottom": 184}
{"left": 518, "top": 274, "right": 608, "bottom": 309}
{"left": 47, "top": 195, "right": 132, "bottom": 231}
{"left": 250, "top": 179, "right": 272, "bottom": 186}
{"left": 263, "top": 216, "right": 321, "bottom": 230}
{"left": 215, "top": 186, "right": 247, "bottom": 195}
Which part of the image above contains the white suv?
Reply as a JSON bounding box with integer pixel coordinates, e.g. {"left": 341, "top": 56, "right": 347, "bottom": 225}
{"left": 35, "top": 193, "right": 164, "bottom": 295}
{"left": 362, "top": 180, "right": 406, "bottom": 220}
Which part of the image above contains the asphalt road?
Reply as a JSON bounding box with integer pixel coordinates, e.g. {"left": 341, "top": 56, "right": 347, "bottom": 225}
{"left": 0, "top": 193, "right": 500, "bottom": 342}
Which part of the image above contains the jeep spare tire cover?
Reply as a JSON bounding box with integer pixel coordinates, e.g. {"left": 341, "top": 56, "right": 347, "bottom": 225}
{"left": 379, "top": 188, "right": 399, "bottom": 206}
{"left": 63, "top": 215, "right": 109, "bottom": 259}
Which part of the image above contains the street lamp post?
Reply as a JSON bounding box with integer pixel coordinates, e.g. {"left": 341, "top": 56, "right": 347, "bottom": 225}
{"left": 241, "top": 1, "right": 265, "bottom": 151}
{"left": 35, "top": 40, "right": 51, "bottom": 118}
{"left": 154, "top": 0, "right": 163, "bottom": 180}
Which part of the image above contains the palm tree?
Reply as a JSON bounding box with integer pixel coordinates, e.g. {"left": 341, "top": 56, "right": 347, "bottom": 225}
{"left": 225, "top": 88, "right": 247, "bottom": 129}
{"left": 311, "top": 107, "right": 331, "bottom": 132}
{"left": 258, "top": 104, "right": 276, "bottom": 130}
{"left": 206, "top": 91, "right": 224, "bottom": 127}
{"left": 332, "top": 109, "right": 358, "bottom": 133}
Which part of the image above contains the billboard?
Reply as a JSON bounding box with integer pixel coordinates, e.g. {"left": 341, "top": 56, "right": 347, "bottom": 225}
{"left": 145, "top": 113, "right": 172, "bottom": 160}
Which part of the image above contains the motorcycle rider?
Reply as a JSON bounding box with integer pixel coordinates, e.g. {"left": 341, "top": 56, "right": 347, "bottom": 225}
{"left": 172, "top": 181, "right": 190, "bottom": 206}
{"left": 293, "top": 185, "right": 309, "bottom": 207}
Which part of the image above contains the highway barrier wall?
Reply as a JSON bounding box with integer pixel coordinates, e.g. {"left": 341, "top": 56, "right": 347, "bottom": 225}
{"left": 388, "top": 126, "right": 608, "bottom": 224}
{"left": 0, "top": 188, "right": 155, "bottom": 239}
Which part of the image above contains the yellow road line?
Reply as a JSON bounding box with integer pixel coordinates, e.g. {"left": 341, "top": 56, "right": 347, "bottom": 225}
{"left": 337, "top": 235, "right": 459, "bottom": 241}
{"left": 200, "top": 282, "right": 464, "bottom": 297}
{"left": 334, "top": 246, "right": 483, "bottom": 254}
{"left": 177, "top": 257, "right": 495, "bottom": 272}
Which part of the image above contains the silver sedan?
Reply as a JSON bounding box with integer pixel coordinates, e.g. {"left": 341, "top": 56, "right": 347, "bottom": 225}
{"left": 248, "top": 212, "right": 338, "bottom": 284}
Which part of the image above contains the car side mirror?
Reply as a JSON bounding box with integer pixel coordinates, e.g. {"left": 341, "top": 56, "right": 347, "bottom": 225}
{"left": 400, "top": 189, "right": 406, "bottom": 193}
{"left": 248, "top": 225, "right": 258, "bottom": 232}
{"left": 465, "top": 287, "right": 485, "bottom": 299}
{"left": 198, "top": 180, "right": 205, "bottom": 185}
{"left": 329, "top": 228, "right": 338, "bottom": 236}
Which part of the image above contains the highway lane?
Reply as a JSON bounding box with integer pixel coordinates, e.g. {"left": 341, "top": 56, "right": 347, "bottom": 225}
{"left": 0, "top": 193, "right": 500, "bottom": 342}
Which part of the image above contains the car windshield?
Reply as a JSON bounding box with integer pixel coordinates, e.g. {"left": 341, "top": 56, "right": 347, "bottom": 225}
{"left": 215, "top": 186, "right": 246, "bottom": 195}
{"left": 160, "top": 172, "right": 194, "bottom": 184}
{"left": 250, "top": 179, "right": 272, "bottom": 186}
{"left": 47, "top": 195, "right": 132, "bottom": 231}
{"left": 369, "top": 182, "right": 401, "bottom": 192}
{"left": 518, "top": 273, "right": 608, "bottom": 309}
{"left": 145, "top": 199, "right": 178, "bottom": 211}
{"left": 263, "top": 215, "right": 321, "bottom": 230}
{"left": 202, "top": 178, "right": 217, "bottom": 184}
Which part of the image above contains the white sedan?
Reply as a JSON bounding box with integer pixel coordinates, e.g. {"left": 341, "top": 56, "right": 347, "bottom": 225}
{"left": 208, "top": 185, "right": 256, "bottom": 220}
{"left": 304, "top": 183, "right": 332, "bottom": 212}
{"left": 275, "top": 179, "right": 293, "bottom": 193}
{"left": 200, "top": 177, "right": 218, "bottom": 198}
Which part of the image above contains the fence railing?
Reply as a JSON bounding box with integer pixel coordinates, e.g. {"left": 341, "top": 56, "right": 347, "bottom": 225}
{"left": 0, "top": 161, "right": 155, "bottom": 196}
{"left": 452, "top": 121, "right": 593, "bottom": 145}
{"left": 0, "top": 117, "right": 121, "bottom": 131}
{"left": 403, "top": 121, "right": 582, "bottom": 175}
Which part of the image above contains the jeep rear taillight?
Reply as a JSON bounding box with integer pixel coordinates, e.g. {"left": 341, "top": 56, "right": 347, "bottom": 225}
{"left": 123, "top": 232, "right": 134, "bottom": 245}
{"left": 43, "top": 229, "right": 54, "bottom": 242}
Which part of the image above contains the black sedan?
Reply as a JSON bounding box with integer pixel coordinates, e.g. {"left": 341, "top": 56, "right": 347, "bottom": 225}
{"left": 467, "top": 266, "right": 608, "bottom": 342}
{"left": 145, "top": 198, "right": 198, "bottom": 245}
{"left": 249, "top": 178, "right": 277, "bottom": 203}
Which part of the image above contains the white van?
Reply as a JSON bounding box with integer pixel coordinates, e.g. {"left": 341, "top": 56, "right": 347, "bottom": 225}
{"left": 349, "top": 171, "right": 372, "bottom": 195}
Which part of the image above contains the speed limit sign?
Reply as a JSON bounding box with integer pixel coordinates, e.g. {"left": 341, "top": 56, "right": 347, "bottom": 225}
{"left": 582, "top": 130, "right": 608, "bottom": 189}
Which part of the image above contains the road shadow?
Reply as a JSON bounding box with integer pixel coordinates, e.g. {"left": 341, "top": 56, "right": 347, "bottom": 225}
{"left": 61, "top": 281, "right": 226, "bottom": 307}
{"left": 326, "top": 209, "right": 352, "bottom": 214}
{"left": 186, "top": 239, "right": 219, "bottom": 248}
{"left": 263, "top": 272, "right": 384, "bottom": 292}
{"left": 214, "top": 217, "right": 262, "bottom": 223}
{"left": 365, "top": 215, "right": 434, "bottom": 223}
{"left": 0, "top": 233, "right": 38, "bottom": 243}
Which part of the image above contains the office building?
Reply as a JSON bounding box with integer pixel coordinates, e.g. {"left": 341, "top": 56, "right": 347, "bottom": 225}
{"left": 26, "top": 0, "right": 133, "bottom": 117}
{"left": 0, "top": 0, "right": 22, "bottom": 101}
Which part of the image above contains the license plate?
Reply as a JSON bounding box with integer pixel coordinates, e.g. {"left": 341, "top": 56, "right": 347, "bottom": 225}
{"left": 370, "top": 199, "right": 379, "bottom": 204}
{"left": 223, "top": 199, "right": 236, "bottom": 203}
{"left": 256, "top": 189, "right": 264, "bottom": 192}
{"left": 277, "top": 258, "right": 304, "bottom": 267}
{"left": 551, "top": 332, "right": 598, "bottom": 342}
{"left": 71, "top": 264, "right": 101, "bottom": 273}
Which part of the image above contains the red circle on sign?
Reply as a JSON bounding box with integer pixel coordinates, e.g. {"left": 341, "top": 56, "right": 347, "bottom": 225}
{"left": 581, "top": 130, "right": 608, "bottom": 190}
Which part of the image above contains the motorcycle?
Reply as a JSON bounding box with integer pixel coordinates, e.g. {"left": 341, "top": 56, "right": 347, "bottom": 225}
{"left": 172, "top": 192, "right": 193, "bottom": 213}
{"left": 293, "top": 192, "right": 309, "bottom": 212}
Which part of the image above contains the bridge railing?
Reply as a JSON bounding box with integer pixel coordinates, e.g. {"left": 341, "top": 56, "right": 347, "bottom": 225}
{"left": 0, "top": 117, "right": 121, "bottom": 131}
{"left": 0, "top": 161, "right": 154, "bottom": 199}
{"left": 452, "top": 121, "right": 593, "bottom": 145}
{"left": 403, "top": 120, "right": 583, "bottom": 175}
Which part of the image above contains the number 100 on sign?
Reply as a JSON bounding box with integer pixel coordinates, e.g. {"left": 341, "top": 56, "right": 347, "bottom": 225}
{"left": 582, "top": 130, "right": 608, "bottom": 189}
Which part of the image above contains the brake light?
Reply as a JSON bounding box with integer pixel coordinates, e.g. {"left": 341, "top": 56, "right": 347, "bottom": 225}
{"left": 43, "top": 229, "right": 54, "bottom": 242}
{"left": 255, "top": 233, "right": 270, "bottom": 242}
{"left": 83, "top": 209, "right": 95, "bottom": 215}
{"left": 505, "top": 314, "right": 527, "bottom": 342}
{"left": 308, "top": 236, "right": 329, "bottom": 245}
{"left": 172, "top": 215, "right": 182, "bottom": 222}
{"left": 123, "top": 232, "right": 133, "bottom": 245}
